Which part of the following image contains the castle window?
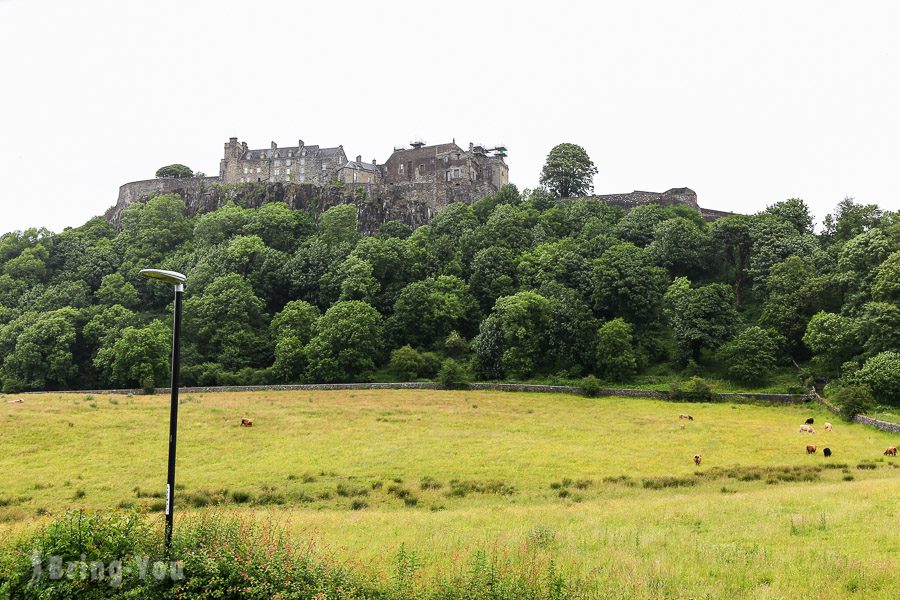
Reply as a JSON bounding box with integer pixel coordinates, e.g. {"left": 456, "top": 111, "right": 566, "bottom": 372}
{"left": 286, "top": 160, "right": 292, "bottom": 166}
{"left": 399, "top": 163, "right": 404, "bottom": 174}
{"left": 274, "top": 169, "right": 280, "bottom": 176}
{"left": 274, "top": 160, "right": 281, "bottom": 167}
{"left": 288, "top": 151, "right": 293, "bottom": 157}
{"left": 256, "top": 167, "right": 261, "bottom": 173}
{"left": 453, "top": 168, "right": 460, "bottom": 179}
{"left": 243, "top": 167, "right": 248, "bottom": 174}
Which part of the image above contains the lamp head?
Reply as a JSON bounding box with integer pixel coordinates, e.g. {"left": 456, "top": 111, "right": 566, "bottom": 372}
{"left": 140, "top": 269, "right": 186, "bottom": 289}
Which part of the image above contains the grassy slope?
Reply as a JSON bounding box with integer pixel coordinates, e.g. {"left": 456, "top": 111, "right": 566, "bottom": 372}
{"left": 1, "top": 390, "right": 898, "bottom": 598}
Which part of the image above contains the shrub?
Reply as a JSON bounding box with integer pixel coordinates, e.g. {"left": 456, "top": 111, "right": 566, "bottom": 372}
{"left": 686, "top": 376, "right": 713, "bottom": 401}
{"left": 580, "top": 375, "right": 602, "bottom": 397}
{"left": 437, "top": 358, "right": 468, "bottom": 389}
{"left": 853, "top": 351, "right": 900, "bottom": 405}
{"left": 389, "top": 345, "right": 428, "bottom": 380}
{"left": 836, "top": 385, "right": 875, "bottom": 421}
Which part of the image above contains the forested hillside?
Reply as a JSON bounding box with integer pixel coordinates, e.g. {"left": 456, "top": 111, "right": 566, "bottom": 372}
{"left": 1, "top": 160, "right": 898, "bottom": 409}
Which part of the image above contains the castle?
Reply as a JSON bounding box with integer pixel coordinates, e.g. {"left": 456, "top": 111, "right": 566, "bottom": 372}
{"left": 218, "top": 137, "right": 509, "bottom": 191}
{"left": 108, "top": 136, "right": 727, "bottom": 232}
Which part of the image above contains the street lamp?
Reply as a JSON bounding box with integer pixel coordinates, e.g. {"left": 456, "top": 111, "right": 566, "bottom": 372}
{"left": 139, "top": 268, "right": 185, "bottom": 551}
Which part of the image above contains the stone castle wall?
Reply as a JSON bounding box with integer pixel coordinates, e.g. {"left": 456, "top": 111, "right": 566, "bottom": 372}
{"left": 107, "top": 176, "right": 497, "bottom": 234}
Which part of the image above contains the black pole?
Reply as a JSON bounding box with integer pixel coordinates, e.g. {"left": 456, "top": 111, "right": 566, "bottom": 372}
{"left": 165, "top": 284, "right": 183, "bottom": 551}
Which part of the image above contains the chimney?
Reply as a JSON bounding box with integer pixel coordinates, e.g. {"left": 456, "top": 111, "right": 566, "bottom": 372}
{"left": 372, "top": 158, "right": 377, "bottom": 166}
{"left": 468, "top": 142, "right": 474, "bottom": 152}
{"left": 229, "top": 137, "right": 238, "bottom": 143}
{"left": 298, "top": 139, "right": 304, "bottom": 148}
{"left": 271, "top": 141, "right": 277, "bottom": 150}
{"left": 356, "top": 155, "right": 362, "bottom": 163}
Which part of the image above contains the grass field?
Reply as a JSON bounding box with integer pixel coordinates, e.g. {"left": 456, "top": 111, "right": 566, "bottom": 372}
{"left": 1, "top": 389, "right": 898, "bottom": 598}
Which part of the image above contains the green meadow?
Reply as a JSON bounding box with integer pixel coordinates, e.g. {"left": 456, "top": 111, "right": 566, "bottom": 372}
{"left": 1, "top": 389, "right": 898, "bottom": 598}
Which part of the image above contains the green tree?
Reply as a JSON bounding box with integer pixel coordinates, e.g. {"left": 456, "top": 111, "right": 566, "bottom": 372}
{"left": 1, "top": 308, "right": 79, "bottom": 391}
{"left": 871, "top": 250, "right": 900, "bottom": 304}
{"left": 389, "top": 276, "right": 479, "bottom": 348}
{"left": 648, "top": 218, "right": 711, "bottom": 277}
{"left": 336, "top": 256, "right": 379, "bottom": 302}
{"left": 468, "top": 247, "right": 517, "bottom": 311}
{"left": 94, "top": 320, "right": 171, "bottom": 389}
{"left": 95, "top": 273, "right": 140, "bottom": 308}
{"left": 711, "top": 215, "right": 753, "bottom": 306}
{"left": 763, "top": 198, "right": 814, "bottom": 234}
{"left": 595, "top": 318, "right": 637, "bottom": 381}
{"left": 155, "top": 164, "right": 193, "bottom": 178}
{"left": 822, "top": 197, "right": 883, "bottom": 244}
{"left": 474, "top": 291, "right": 551, "bottom": 378}
{"left": 539, "top": 143, "right": 597, "bottom": 198}
{"left": 592, "top": 243, "right": 668, "bottom": 324}
{"left": 242, "top": 201, "right": 314, "bottom": 252}
{"left": 319, "top": 204, "right": 359, "bottom": 248}
{"left": 305, "top": 301, "right": 382, "bottom": 383}
{"left": 663, "top": 278, "right": 738, "bottom": 362}
{"left": 858, "top": 302, "right": 900, "bottom": 356}
{"left": 616, "top": 204, "right": 674, "bottom": 247}
{"left": 388, "top": 345, "right": 439, "bottom": 380}
{"left": 184, "top": 273, "right": 269, "bottom": 371}
{"left": 759, "top": 256, "right": 825, "bottom": 355}
{"left": 718, "top": 326, "right": 782, "bottom": 384}
{"left": 193, "top": 202, "right": 251, "bottom": 247}
{"left": 803, "top": 312, "right": 861, "bottom": 373}
{"left": 853, "top": 351, "right": 900, "bottom": 405}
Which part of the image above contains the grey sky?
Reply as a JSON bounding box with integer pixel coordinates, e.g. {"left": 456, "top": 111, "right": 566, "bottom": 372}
{"left": 1, "top": 0, "right": 898, "bottom": 234}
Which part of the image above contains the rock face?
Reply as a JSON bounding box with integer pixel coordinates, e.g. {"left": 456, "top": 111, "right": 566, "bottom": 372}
{"left": 106, "top": 179, "right": 730, "bottom": 234}
{"left": 106, "top": 177, "right": 499, "bottom": 234}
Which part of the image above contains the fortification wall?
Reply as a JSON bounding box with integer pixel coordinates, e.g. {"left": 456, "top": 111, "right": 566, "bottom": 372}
{"left": 106, "top": 177, "right": 497, "bottom": 234}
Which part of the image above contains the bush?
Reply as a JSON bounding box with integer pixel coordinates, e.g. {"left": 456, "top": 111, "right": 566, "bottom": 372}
{"left": 580, "top": 375, "right": 602, "bottom": 397}
{"left": 686, "top": 376, "right": 713, "bottom": 400}
{"left": 0, "top": 511, "right": 369, "bottom": 597}
{"left": 389, "top": 345, "right": 428, "bottom": 380}
{"left": 836, "top": 385, "right": 875, "bottom": 421}
{"left": 437, "top": 358, "right": 468, "bottom": 389}
{"left": 853, "top": 351, "right": 900, "bottom": 405}
{"left": 444, "top": 330, "right": 469, "bottom": 358}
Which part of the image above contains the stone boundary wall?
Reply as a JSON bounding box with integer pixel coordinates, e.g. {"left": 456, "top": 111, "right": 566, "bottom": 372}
{"left": 812, "top": 392, "right": 900, "bottom": 434}
{"left": 852, "top": 414, "right": 900, "bottom": 434}
{"left": 23, "top": 382, "right": 805, "bottom": 404}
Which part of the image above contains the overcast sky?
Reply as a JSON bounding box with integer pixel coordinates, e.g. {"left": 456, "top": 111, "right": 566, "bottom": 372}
{"left": 1, "top": 0, "right": 898, "bottom": 234}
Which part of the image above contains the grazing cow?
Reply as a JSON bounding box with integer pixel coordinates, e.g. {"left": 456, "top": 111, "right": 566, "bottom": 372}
{"left": 693, "top": 454, "right": 702, "bottom": 466}
{"left": 806, "top": 445, "right": 816, "bottom": 454}
{"left": 240, "top": 418, "right": 253, "bottom": 427}
{"left": 885, "top": 447, "right": 898, "bottom": 457}
{"left": 823, "top": 448, "right": 832, "bottom": 457}
{"left": 805, "top": 418, "right": 814, "bottom": 425}
{"left": 679, "top": 422, "right": 686, "bottom": 430}
{"left": 824, "top": 422, "right": 832, "bottom": 432}
{"left": 679, "top": 414, "right": 694, "bottom": 421}
{"left": 799, "top": 424, "right": 815, "bottom": 433}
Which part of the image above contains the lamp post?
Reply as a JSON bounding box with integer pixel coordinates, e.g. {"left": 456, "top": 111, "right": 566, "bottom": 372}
{"left": 139, "top": 268, "right": 186, "bottom": 551}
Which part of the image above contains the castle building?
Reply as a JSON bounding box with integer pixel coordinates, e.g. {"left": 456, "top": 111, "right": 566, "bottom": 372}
{"left": 219, "top": 137, "right": 508, "bottom": 190}
{"left": 220, "top": 137, "right": 348, "bottom": 185}
{"left": 382, "top": 141, "right": 508, "bottom": 189}
{"left": 337, "top": 156, "right": 382, "bottom": 184}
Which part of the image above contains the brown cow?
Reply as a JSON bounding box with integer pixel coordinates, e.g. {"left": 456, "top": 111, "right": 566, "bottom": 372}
{"left": 806, "top": 445, "right": 816, "bottom": 454}
{"left": 799, "top": 424, "right": 815, "bottom": 433}
{"left": 824, "top": 422, "right": 833, "bottom": 432}
{"left": 885, "top": 446, "right": 898, "bottom": 457}
{"left": 693, "top": 454, "right": 702, "bottom": 466}
{"left": 679, "top": 414, "right": 694, "bottom": 421}
{"left": 679, "top": 422, "right": 686, "bottom": 430}
{"left": 240, "top": 418, "right": 253, "bottom": 427}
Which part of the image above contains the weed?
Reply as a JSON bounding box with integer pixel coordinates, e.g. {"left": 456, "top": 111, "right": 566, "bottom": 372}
{"left": 371, "top": 481, "right": 383, "bottom": 490}
{"left": 336, "top": 483, "right": 368, "bottom": 498}
{"left": 109, "top": 398, "right": 119, "bottom": 405}
{"left": 856, "top": 462, "right": 877, "bottom": 470}
{"left": 302, "top": 473, "right": 317, "bottom": 483}
{"left": 843, "top": 474, "right": 855, "bottom": 481}
{"left": 642, "top": 476, "right": 697, "bottom": 490}
{"left": 72, "top": 489, "right": 86, "bottom": 500}
{"left": 720, "top": 486, "right": 737, "bottom": 494}
{"left": 574, "top": 479, "right": 592, "bottom": 489}
{"left": 230, "top": 490, "right": 253, "bottom": 504}
{"left": 526, "top": 525, "right": 557, "bottom": 549}
{"left": 420, "top": 476, "right": 442, "bottom": 490}
{"left": 351, "top": 499, "right": 368, "bottom": 510}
